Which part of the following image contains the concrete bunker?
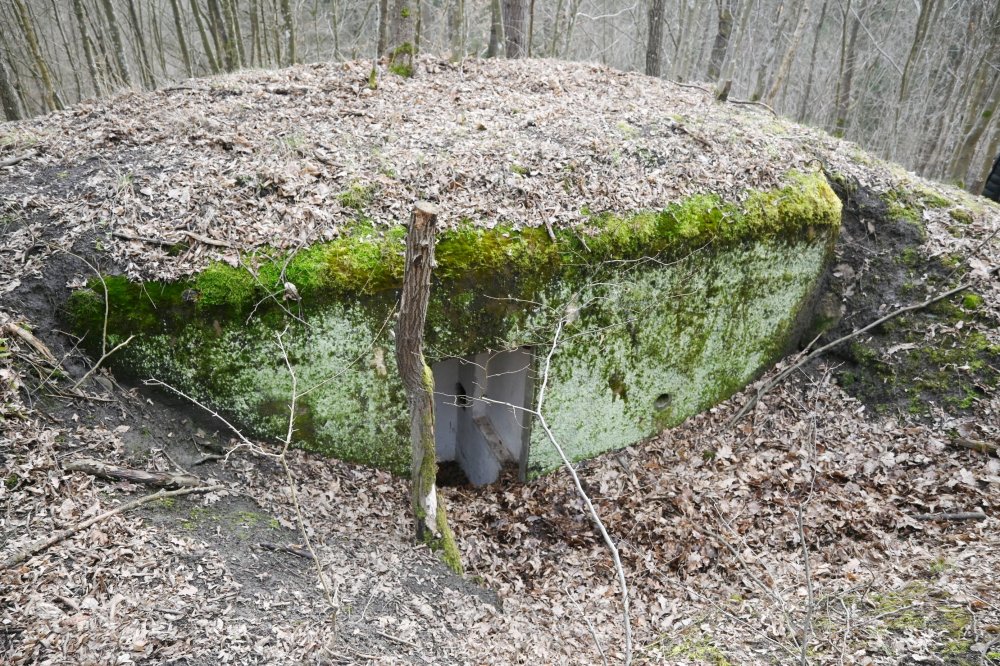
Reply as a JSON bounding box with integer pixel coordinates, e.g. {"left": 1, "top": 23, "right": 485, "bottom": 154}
{"left": 432, "top": 347, "right": 534, "bottom": 486}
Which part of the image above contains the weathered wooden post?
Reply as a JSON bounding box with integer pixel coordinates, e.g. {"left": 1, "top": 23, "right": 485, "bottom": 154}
{"left": 395, "top": 201, "right": 462, "bottom": 572}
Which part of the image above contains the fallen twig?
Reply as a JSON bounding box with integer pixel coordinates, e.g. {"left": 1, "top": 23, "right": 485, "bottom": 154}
{"left": 184, "top": 230, "right": 234, "bottom": 248}
{"left": 260, "top": 542, "right": 314, "bottom": 559}
{"left": 3, "top": 322, "right": 60, "bottom": 366}
{"left": 1, "top": 484, "right": 224, "bottom": 570}
{"left": 535, "top": 318, "right": 633, "bottom": 665}
{"left": 112, "top": 230, "right": 182, "bottom": 247}
{"left": 729, "top": 277, "right": 994, "bottom": 428}
{"left": 70, "top": 334, "right": 134, "bottom": 391}
{"left": 63, "top": 457, "right": 204, "bottom": 488}
{"left": 192, "top": 453, "right": 224, "bottom": 465}
{"left": 727, "top": 98, "right": 778, "bottom": 116}
{"left": 375, "top": 630, "right": 419, "bottom": 649}
{"left": 0, "top": 150, "right": 38, "bottom": 167}
{"left": 949, "top": 438, "right": 998, "bottom": 456}
{"left": 913, "top": 511, "right": 987, "bottom": 522}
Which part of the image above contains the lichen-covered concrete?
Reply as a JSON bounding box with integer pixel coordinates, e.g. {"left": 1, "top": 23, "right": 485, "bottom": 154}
{"left": 68, "top": 172, "right": 841, "bottom": 482}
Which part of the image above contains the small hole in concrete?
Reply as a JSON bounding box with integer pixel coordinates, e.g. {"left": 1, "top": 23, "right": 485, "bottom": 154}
{"left": 654, "top": 393, "right": 671, "bottom": 411}
{"left": 456, "top": 382, "right": 471, "bottom": 409}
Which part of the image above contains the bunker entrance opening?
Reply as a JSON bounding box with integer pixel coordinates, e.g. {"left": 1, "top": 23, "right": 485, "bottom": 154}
{"left": 432, "top": 347, "right": 535, "bottom": 486}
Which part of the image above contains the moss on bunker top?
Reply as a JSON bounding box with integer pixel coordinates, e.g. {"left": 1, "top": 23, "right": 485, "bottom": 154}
{"left": 2, "top": 57, "right": 853, "bottom": 283}
{"left": 67, "top": 171, "right": 840, "bottom": 340}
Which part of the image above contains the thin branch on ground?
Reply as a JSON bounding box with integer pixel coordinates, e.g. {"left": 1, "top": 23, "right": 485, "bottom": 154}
{"left": 564, "top": 584, "right": 610, "bottom": 666}
{"left": 797, "top": 504, "right": 814, "bottom": 666}
{"left": 1, "top": 484, "right": 225, "bottom": 570}
{"left": 913, "top": 511, "right": 987, "bottom": 522}
{"left": 63, "top": 457, "right": 203, "bottom": 488}
{"left": 70, "top": 334, "right": 134, "bottom": 391}
{"left": 692, "top": 522, "right": 802, "bottom": 649}
{"left": 3, "top": 322, "right": 60, "bottom": 366}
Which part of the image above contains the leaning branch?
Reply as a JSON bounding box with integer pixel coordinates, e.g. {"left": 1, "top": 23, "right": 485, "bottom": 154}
{"left": 2, "top": 484, "right": 225, "bottom": 570}
{"left": 535, "top": 318, "right": 633, "bottom": 665}
{"left": 729, "top": 276, "right": 995, "bottom": 428}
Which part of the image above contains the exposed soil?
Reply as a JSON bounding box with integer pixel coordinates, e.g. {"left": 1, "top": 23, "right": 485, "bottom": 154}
{"left": 818, "top": 176, "right": 1000, "bottom": 420}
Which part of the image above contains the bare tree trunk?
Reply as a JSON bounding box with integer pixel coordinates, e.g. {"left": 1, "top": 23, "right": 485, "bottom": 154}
{"left": 279, "top": 0, "right": 297, "bottom": 64}
{"left": 415, "top": 0, "right": 423, "bottom": 54}
{"left": 0, "top": 54, "right": 21, "bottom": 121}
{"left": 526, "top": 0, "right": 535, "bottom": 56}
{"left": 49, "top": 0, "right": 83, "bottom": 102}
{"left": 832, "top": 0, "right": 861, "bottom": 135}
{"left": 377, "top": 0, "right": 390, "bottom": 56}
{"left": 897, "top": 0, "right": 936, "bottom": 112}
{"left": 387, "top": 0, "right": 417, "bottom": 73}
{"left": 765, "top": 2, "right": 810, "bottom": 105}
{"left": 248, "top": 0, "right": 259, "bottom": 65}
{"left": 150, "top": 1, "right": 169, "bottom": 75}
{"left": 973, "top": 125, "right": 1000, "bottom": 193}
{"left": 548, "top": 0, "right": 566, "bottom": 57}
{"left": 189, "top": 0, "right": 220, "bottom": 73}
{"left": 892, "top": 0, "right": 940, "bottom": 157}
{"left": 798, "top": 0, "right": 828, "bottom": 122}
{"left": 207, "top": 0, "right": 239, "bottom": 70}
{"left": 394, "top": 202, "right": 462, "bottom": 573}
{"left": 225, "top": 0, "right": 247, "bottom": 67}
{"left": 722, "top": 0, "right": 754, "bottom": 84}
{"left": 946, "top": 4, "right": 1000, "bottom": 184}
{"left": 559, "top": 0, "right": 584, "bottom": 59}
{"left": 502, "top": 0, "right": 528, "bottom": 58}
{"left": 706, "top": 0, "right": 734, "bottom": 81}
{"left": 72, "top": 0, "right": 103, "bottom": 95}
{"left": 486, "top": 0, "right": 502, "bottom": 57}
{"left": 645, "top": 0, "right": 666, "bottom": 76}
{"left": 949, "top": 80, "right": 1000, "bottom": 185}
{"left": 12, "top": 0, "right": 61, "bottom": 111}
{"left": 168, "top": 0, "right": 194, "bottom": 76}
{"left": 448, "top": 0, "right": 464, "bottom": 57}
{"left": 100, "top": 0, "right": 134, "bottom": 85}
{"left": 125, "top": 0, "right": 156, "bottom": 87}
{"left": 750, "top": 0, "right": 786, "bottom": 101}
{"left": 918, "top": 11, "right": 974, "bottom": 176}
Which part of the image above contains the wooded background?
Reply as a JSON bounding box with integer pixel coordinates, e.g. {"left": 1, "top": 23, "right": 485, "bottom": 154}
{"left": 1, "top": 0, "right": 998, "bottom": 192}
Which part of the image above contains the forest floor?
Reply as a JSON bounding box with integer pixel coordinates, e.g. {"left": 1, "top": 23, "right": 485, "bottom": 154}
{"left": 2, "top": 59, "right": 1000, "bottom": 665}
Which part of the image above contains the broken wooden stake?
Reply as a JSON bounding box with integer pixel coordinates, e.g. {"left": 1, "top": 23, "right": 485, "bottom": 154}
{"left": 394, "top": 201, "right": 462, "bottom": 573}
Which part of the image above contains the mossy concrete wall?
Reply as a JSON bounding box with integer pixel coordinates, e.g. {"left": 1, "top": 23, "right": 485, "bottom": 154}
{"left": 68, "top": 172, "right": 841, "bottom": 480}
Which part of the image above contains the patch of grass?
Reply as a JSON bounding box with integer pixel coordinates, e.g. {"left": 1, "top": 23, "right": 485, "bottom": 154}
{"left": 654, "top": 633, "right": 732, "bottom": 666}
{"left": 337, "top": 182, "right": 377, "bottom": 211}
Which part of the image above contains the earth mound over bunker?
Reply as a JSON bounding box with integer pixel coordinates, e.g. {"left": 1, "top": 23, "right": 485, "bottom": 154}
{"left": 7, "top": 59, "right": 848, "bottom": 482}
